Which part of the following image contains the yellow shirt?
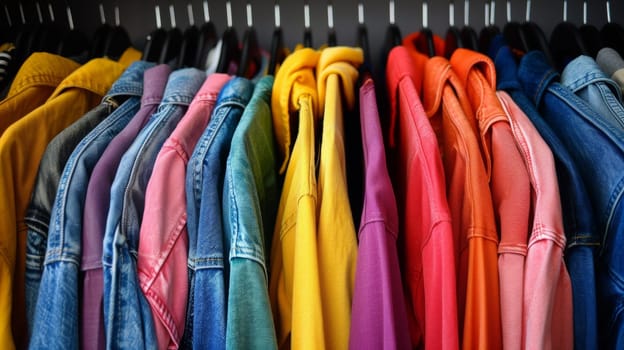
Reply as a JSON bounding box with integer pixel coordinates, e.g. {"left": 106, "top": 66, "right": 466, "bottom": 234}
{"left": 0, "top": 53, "right": 79, "bottom": 135}
{"left": 316, "top": 47, "right": 361, "bottom": 350}
{"left": 117, "top": 46, "right": 142, "bottom": 66}
{"left": 0, "top": 57, "right": 126, "bottom": 350}
{"left": 270, "top": 48, "right": 325, "bottom": 349}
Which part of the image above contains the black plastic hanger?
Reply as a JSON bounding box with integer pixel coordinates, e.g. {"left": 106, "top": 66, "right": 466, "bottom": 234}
{"left": 601, "top": 0, "right": 624, "bottom": 57}
{"left": 158, "top": 3, "right": 183, "bottom": 64}
{"left": 176, "top": 2, "right": 199, "bottom": 68}
{"left": 457, "top": 0, "right": 478, "bottom": 51}
{"left": 237, "top": 1, "right": 262, "bottom": 77}
{"left": 100, "top": 3, "right": 131, "bottom": 60}
{"left": 502, "top": 0, "right": 529, "bottom": 53}
{"left": 478, "top": 0, "right": 501, "bottom": 53}
{"left": 56, "top": 4, "right": 88, "bottom": 58}
{"left": 216, "top": 1, "right": 240, "bottom": 74}
{"left": 445, "top": 0, "right": 464, "bottom": 58}
{"left": 356, "top": 1, "right": 371, "bottom": 66}
{"left": 384, "top": 0, "right": 402, "bottom": 49}
{"left": 193, "top": 1, "right": 218, "bottom": 69}
{"left": 418, "top": 0, "right": 436, "bottom": 57}
{"left": 268, "top": 0, "right": 286, "bottom": 75}
{"left": 303, "top": 0, "right": 313, "bottom": 48}
{"left": 578, "top": 0, "right": 602, "bottom": 57}
{"left": 550, "top": 0, "right": 588, "bottom": 71}
{"left": 142, "top": 3, "right": 168, "bottom": 62}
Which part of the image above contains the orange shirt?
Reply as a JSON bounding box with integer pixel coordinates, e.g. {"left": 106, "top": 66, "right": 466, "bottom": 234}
{"left": 403, "top": 39, "right": 502, "bottom": 349}
{"left": 450, "top": 49, "right": 528, "bottom": 350}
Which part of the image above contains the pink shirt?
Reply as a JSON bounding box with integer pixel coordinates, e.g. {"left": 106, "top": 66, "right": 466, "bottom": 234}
{"left": 497, "top": 91, "right": 574, "bottom": 349}
{"left": 137, "top": 73, "right": 231, "bottom": 349}
{"left": 450, "top": 50, "right": 531, "bottom": 350}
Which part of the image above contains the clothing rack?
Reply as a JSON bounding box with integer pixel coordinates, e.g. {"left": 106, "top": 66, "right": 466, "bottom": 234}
{"left": 2, "top": 0, "right": 623, "bottom": 64}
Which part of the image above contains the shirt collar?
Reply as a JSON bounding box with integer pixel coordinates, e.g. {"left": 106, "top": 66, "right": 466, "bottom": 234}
{"left": 561, "top": 55, "right": 624, "bottom": 101}
{"left": 493, "top": 46, "right": 523, "bottom": 92}
{"left": 141, "top": 64, "right": 171, "bottom": 107}
{"left": 518, "top": 50, "right": 559, "bottom": 106}
{"left": 7, "top": 52, "right": 80, "bottom": 98}
{"left": 386, "top": 45, "right": 424, "bottom": 147}
{"left": 316, "top": 46, "right": 363, "bottom": 115}
{"left": 159, "top": 67, "right": 206, "bottom": 106}
{"left": 105, "top": 61, "right": 155, "bottom": 100}
{"left": 271, "top": 47, "right": 320, "bottom": 173}
{"left": 49, "top": 57, "right": 127, "bottom": 101}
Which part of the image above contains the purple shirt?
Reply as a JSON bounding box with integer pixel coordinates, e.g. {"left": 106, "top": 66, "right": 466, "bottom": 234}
{"left": 80, "top": 64, "right": 171, "bottom": 350}
{"left": 349, "top": 77, "right": 411, "bottom": 350}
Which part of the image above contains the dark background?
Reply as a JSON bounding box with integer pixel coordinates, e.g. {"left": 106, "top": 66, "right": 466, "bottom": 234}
{"left": 3, "top": 0, "right": 623, "bottom": 63}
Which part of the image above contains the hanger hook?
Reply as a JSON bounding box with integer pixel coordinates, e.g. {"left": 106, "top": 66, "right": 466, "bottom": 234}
{"left": 202, "top": 0, "right": 209, "bottom": 23}
{"left": 153, "top": 0, "right": 162, "bottom": 29}
{"left": 422, "top": 0, "right": 428, "bottom": 28}
{"left": 506, "top": 0, "right": 511, "bottom": 23}
{"left": 226, "top": 0, "right": 232, "bottom": 28}
{"left": 168, "top": 2, "right": 176, "bottom": 28}
{"left": 490, "top": 0, "right": 496, "bottom": 26}
{"left": 389, "top": 0, "right": 396, "bottom": 25}
{"left": 358, "top": 1, "right": 364, "bottom": 25}
{"left": 35, "top": 1, "right": 43, "bottom": 23}
{"left": 526, "top": 0, "right": 531, "bottom": 21}
{"left": 4, "top": 3, "right": 12, "bottom": 27}
{"left": 187, "top": 2, "right": 194, "bottom": 26}
{"left": 303, "top": 0, "right": 310, "bottom": 29}
{"left": 114, "top": 1, "right": 120, "bottom": 26}
{"left": 274, "top": 0, "right": 280, "bottom": 28}
{"left": 583, "top": 0, "right": 587, "bottom": 24}
{"left": 98, "top": 2, "right": 106, "bottom": 24}
{"left": 484, "top": 0, "right": 490, "bottom": 26}
{"left": 49, "top": 1, "right": 55, "bottom": 22}
{"left": 327, "top": 0, "right": 334, "bottom": 30}
{"left": 464, "top": 0, "right": 469, "bottom": 26}
{"left": 606, "top": 0, "right": 612, "bottom": 23}
{"left": 64, "top": 0, "right": 75, "bottom": 29}
{"left": 449, "top": 0, "right": 455, "bottom": 27}
{"left": 562, "top": 0, "right": 568, "bottom": 22}
{"left": 246, "top": 0, "right": 253, "bottom": 28}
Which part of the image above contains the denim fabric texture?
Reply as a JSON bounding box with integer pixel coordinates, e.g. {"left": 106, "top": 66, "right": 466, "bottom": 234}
{"left": 28, "top": 61, "right": 151, "bottom": 350}
{"left": 222, "top": 76, "right": 278, "bottom": 349}
{"left": 519, "top": 50, "right": 624, "bottom": 349}
{"left": 561, "top": 55, "right": 624, "bottom": 132}
{"left": 494, "top": 45, "right": 600, "bottom": 350}
{"left": 183, "top": 77, "right": 254, "bottom": 350}
{"left": 80, "top": 63, "right": 165, "bottom": 350}
{"left": 24, "top": 62, "right": 151, "bottom": 340}
{"left": 102, "top": 68, "right": 205, "bottom": 350}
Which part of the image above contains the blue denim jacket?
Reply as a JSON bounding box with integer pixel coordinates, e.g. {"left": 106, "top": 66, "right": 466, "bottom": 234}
{"left": 222, "top": 76, "right": 278, "bottom": 349}
{"left": 28, "top": 61, "right": 151, "bottom": 350}
{"left": 493, "top": 45, "right": 600, "bottom": 350}
{"left": 102, "top": 68, "right": 205, "bottom": 350}
{"left": 182, "top": 77, "right": 254, "bottom": 350}
{"left": 518, "top": 50, "right": 624, "bottom": 349}
{"left": 561, "top": 55, "right": 624, "bottom": 132}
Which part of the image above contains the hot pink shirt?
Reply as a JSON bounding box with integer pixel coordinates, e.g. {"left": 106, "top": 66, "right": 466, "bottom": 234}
{"left": 497, "top": 91, "right": 574, "bottom": 349}
{"left": 137, "top": 74, "right": 231, "bottom": 349}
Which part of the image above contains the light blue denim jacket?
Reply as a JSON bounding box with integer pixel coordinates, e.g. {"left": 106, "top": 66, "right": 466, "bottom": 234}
{"left": 28, "top": 61, "right": 152, "bottom": 350}
{"left": 519, "top": 51, "right": 624, "bottom": 349}
{"left": 182, "top": 77, "right": 254, "bottom": 350}
{"left": 561, "top": 55, "right": 624, "bottom": 132}
{"left": 102, "top": 68, "right": 205, "bottom": 350}
{"left": 222, "top": 76, "right": 278, "bottom": 349}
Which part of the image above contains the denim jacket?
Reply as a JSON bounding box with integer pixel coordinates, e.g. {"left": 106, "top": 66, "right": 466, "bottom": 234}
{"left": 561, "top": 55, "right": 624, "bottom": 132}
{"left": 222, "top": 76, "right": 278, "bottom": 349}
{"left": 519, "top": 50, "right": 624, "bottom": 349}
{"left": 28, "top": 61, "right": 151, "bottom": 350}
{"left": 102, "top": 68, "right": 205, "bottom": 350}
{"left": 493, "top": 45, "right": 600, "bottom": 350}
{"left": 182, "top": 77, "right": 254, "bottom": 350}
